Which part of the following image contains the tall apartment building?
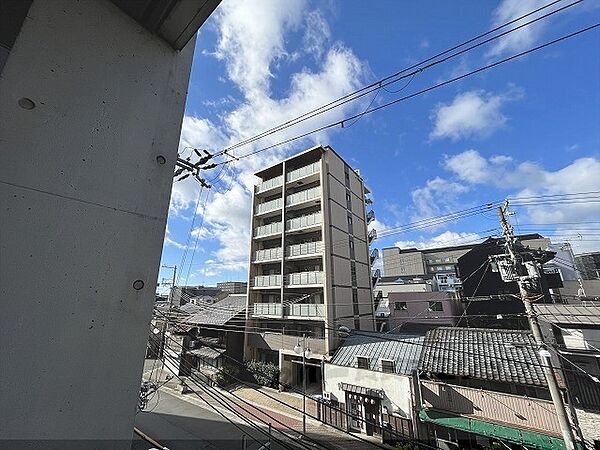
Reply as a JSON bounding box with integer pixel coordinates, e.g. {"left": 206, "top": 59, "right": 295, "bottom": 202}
{"left": 245, "top": 145, "right": 376, "bottom": 388}
{"left": 217, "top": 281, "right": 248, "bottom": 294}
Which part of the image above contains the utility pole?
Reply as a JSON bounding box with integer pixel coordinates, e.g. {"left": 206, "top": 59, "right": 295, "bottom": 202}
{"left": 493, "top": 200, "right": 576, "bottom": 450}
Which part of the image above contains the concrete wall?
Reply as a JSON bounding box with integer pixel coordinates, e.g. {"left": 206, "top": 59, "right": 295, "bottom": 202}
{"left": 384, "top": 248, "right": 426, "bottom": 277}
{"left": 575, "top": 408, "right": 600, "bottom": 448}
{"left": 324, "top": 364, "right": 414, "bottom": 418}
{"left": 0, "top": 0, "right": 193, "bottom": 444}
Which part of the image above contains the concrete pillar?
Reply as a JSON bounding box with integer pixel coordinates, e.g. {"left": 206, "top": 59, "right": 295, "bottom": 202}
{"left": 0, "top": 0, "right": 193, "bottom": 446}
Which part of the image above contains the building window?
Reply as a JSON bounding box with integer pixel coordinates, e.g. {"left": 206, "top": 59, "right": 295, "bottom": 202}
{"left": 349, "top": 237, "right": 355, "bottom": 260}
{"left": 351, "top": 261, "right": 357, "bottom": 286}
{"left": 347, "top": 214, "right": 353, "bottom": 233}
{"left": 346, "top": 192, "right": 352, "bottom": 209}
{"left": 345, "top": 170, "right": 350, "bottom": 188}
{"left": 381, "top": 359, "right": 395, "bottom": 374}
{"left": 352, "top": 289, "right": 359, "bottom": 315}
{"left": 394, "top": 302, "right": 407, "bottom": 311}
{"left": 356, "top": 356, "right": 369, "bottom": 369}
{"left": 428, "top": 301, "right": 443, "bottom": 312}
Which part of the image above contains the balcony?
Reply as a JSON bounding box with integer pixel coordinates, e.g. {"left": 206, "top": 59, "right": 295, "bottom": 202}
{"left": 254, "top": 247, "right": 283, "bottom": 263}
{"left": 368, "top": 228, "right": 377, "bottom": 244}
{"left": 286, "top": 271, "right": 324, "bottom": 287}
{"left": 420, "top": 381, "right": 561, "bottom": 437}
{"left": 288, "top": 303, "right": 325, "bottom": 318}
{"left": 255, "top": 197, "right": 282, "bottom": 216}
{"left": 366, "top": 210, "right": 375, "bottom": 224}
{"left": 249, "top": 332, "right": 327, "bottom": 355}
{"left": 286, "top": 162, "right": 320, "bottom": 184}
{"left": 286, "top": 186, "right": 321, "bottom": 208}
{"left": 252, "top": 274, "right": 282, "bottom": 288}
{"left": 286, "top": 212, "right": 321, "bottom": 233}
{"left": 252, "top": 303, "right": 282, "bottom": 317}
{"left": 254, "top": 222, "right": 282, "bottom": 239}
{"left": 256, "top": 175, "right": 283, "bottom": 195}
{"left": 286, "top": 241, "right": 323, "bottom": 259}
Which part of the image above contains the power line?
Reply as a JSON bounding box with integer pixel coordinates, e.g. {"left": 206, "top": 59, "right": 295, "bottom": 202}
{"left": 214, "top": 23, "right": 599, "bottom": 167}
{"left": 214, "top": 0, "right": 577, "bottom": 158}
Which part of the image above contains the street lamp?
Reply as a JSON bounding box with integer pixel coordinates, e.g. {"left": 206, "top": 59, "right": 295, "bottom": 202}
{"left": 294, "top": 333, "right": 311, "bottom": 436}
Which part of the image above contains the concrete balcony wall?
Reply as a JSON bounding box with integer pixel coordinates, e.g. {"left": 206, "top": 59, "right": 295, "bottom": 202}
{"left": 286, "top": 241, "right": 323, "bottom": 257}
{"left": 286, "top": 161, "right": 320, "bottom": 183}
{"left": 249, "top": 332, "right": 327, "bottom": 355}
{"left": 255, "top": 221, "right": 282, "bottom": 238}
{"left": 254, "top": 247, "right": 283, "bottom": 261}
{"left": 286, "top": 212, "right": 321, "bottom": 231}
{"left": 287, "top": 271, "right": 324, "bottom": 286}
{"left": 286, "top": 186, "right": 320, "bottom": 206}
{"left": 253, "top": 274, "right": 282, "bottom": 287}
{"left": 421, "top": 381, "right": 560, "bottom": 436}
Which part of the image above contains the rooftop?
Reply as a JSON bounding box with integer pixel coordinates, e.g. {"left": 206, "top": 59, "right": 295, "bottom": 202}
{"left": 418, "top": 327, "right": 547, "bottom": 387}
{"left": 330, "top": 331, "right": 425, "bottom": 375}
{"left": 382, "top": 234, "right": 546, "bottom": 254}
{"left": 183, "top": 294, "right": 247, "bottom": 326}
{"left": 535, "top": 303, "right": 600, "bottom": 326}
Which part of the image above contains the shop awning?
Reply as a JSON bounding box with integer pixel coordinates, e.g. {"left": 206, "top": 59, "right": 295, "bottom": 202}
{"left": 339, "top": 382, "right": 384, "bottom": 399}
{"left": 418, "top": 409, "right": 579, "bottom": 450}
{"left": 187, "top": 347, "right": 225, "bottom": 359}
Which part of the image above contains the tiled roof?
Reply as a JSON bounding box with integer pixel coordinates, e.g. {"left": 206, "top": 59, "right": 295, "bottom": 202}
{"left": 184, "top": 294, "right": 246, "bottom": 326}
{"left": 535, "top": 304, "right": 600, "bottom": 325}
{"left": 418, "top": 327, "right": 547, "bottom": 387}
{"left": 330, "top": 331, "right": 425, "bottom": 375}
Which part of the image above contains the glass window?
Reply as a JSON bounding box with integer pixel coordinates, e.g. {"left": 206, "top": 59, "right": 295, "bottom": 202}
{"left": 349, "top": 238, "right": 355, "bottom": 260}
{"left": 346, "top": 192, "right": 352, "bottom": 209}
{"left": 356, "top": 356, "right": 369, "bottom": 369}
{"left": 428, "top": 301, "right": 443, "bottom": 312}
{"left": 381, "top": 360, "right": 395, "bottom": 374}
{"left": 394, "top": 302, "right": 407, "bottom": 311}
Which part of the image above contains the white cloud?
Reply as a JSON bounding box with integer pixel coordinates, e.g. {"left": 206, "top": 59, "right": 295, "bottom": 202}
{"left": 167, "top": 0, "right": 368, "bottom": 279}
{"left": 430, "top": 89, "right": 522, "bottom": 141}
{"left": 394, "top": 231, "right": 485, "bottom": 250}
{"left": 487, "top": 0, "right": 548, "bottom": 57}
{"left": 410, "top": 176, "right": 469, "bottom": 221}
{"left": 303, "top": 10, "right": 331, "bottom": 60}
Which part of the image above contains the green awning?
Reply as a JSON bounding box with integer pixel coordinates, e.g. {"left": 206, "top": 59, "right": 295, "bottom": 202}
{"left": 419, "top": 409, "right": 577, "bottom": 450}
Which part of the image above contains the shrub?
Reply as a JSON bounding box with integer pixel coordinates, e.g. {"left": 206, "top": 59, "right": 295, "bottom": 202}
{"left": 245, "top": 360, "right": 280, "bottom": 388}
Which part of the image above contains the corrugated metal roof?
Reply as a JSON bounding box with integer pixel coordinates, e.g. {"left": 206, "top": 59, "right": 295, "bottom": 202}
{"left": 184, "top": 294, "right": 247, "bottom": 326}
{"left": 330, "top": 331, "right": 425, "bottom": 375}
{"left": 418, "top": 327, "right": 547, "bottom": 387}
{"left": 188, "top": 347, "right": 225, "bottom": 359}
{"left": 535, "top": 304, "right": 600, "bottom": 325}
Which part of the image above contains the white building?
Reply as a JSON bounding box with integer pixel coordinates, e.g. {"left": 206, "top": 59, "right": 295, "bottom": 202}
{"left": 245, "top": 145, "right": 376, "bottom": 388}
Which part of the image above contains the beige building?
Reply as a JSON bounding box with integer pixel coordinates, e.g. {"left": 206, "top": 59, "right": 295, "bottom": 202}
{"left": 245, "top": 145, "right": 376, "bottom": 388}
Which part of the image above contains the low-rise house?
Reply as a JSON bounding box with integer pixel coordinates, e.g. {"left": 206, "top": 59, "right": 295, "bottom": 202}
{"left": 417, "top": 327, "right": 567, "bottom": 450}
{"left": 322, "top": 331, "right": 425, "bottom": 443}
{"left": 536, "top": 303, "right": 600, "bottom": 448}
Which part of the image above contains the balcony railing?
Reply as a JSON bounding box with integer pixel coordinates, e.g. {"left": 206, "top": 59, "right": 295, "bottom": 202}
{"left": 420, "top": 381, "right": 560, "bottom": 436}
{"left": 249, "top": 332, "right": 327, "bottom": 355}
{"left": 286, "top": 271, "right": 324, "bottom": 286}
{"left": 286, "top": 186, "right": 321, "bottom": 206}
{"left": 252, "top": 274, "right": 282, "bottom": 288}
{"left": 288, "top": 303, "right": 325, "bottom": 318}
{"left": 255, "top": 222, "right": 282, "bottom": 238}
{"left": 286, "top": 241, "right": 323, "bottom": 258}
{"left": 253, "top": 303, "right": 282, "bottom": 316}
{"left": 287, "top": 162, "right": 320, "bottom": 183}
{"left": 256, "top": 197, "right": 282, "bottom": 215}
{"left": 286, "top": 213, "right": 321, "bottom": 232}
{"left": 256, "top": 175, "right": 283, "bottom": 193}
{"left": 254, "top": 247, "right": 283, "bottom": 262}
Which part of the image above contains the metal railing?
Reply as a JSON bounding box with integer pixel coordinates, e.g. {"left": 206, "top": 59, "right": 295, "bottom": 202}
{"left": 286, "top": 186, "right": 321, "bottom": 206}
{"left": 421, "top": 381, "right": 560, "bottom": 435}
{"left": 286, "top": 162, "right": 320, "bottom": 183}
{"left": 249, "top": 333, "right": 327, "bottom": 355}
{"left": 286, "top": 241, "right": 323, "bottom": 258}
{"left": 252, "top": 274, "right": 282, "bottom": 287}
{"left": 286, "top": 271, "right": 324, "bottom": 286}
{"left": 256, "top": 197, "right": 282, "bottom": 215}
{"left": 286, "top": 212, "right": 321, "bottom": 231}
{"left": 255, "top": 222, "right": 282, "bottom": 238}
{"left": 252, "top": 303, "right": 282, "bottom": 316}
{"left": 254, "top": 247, "right": 282, "bottom": 262}
{"left": 366, "top": 210, "right": 375, "bottom": 224}
{"left": 256, "top": 175, "right": 283, "bottom": 193}
{"left": 288, "top": 303, "right": 325, "bottom": 317}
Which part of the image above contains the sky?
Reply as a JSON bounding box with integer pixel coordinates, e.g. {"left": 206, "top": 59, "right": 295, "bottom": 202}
{"left": 157, "top": 0, "right": 600, "bottom": 290}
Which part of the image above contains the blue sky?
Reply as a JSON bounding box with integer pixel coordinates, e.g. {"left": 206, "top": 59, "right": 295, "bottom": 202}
{"left": 158, "top": 0, "right": 600, "bottom": 290}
